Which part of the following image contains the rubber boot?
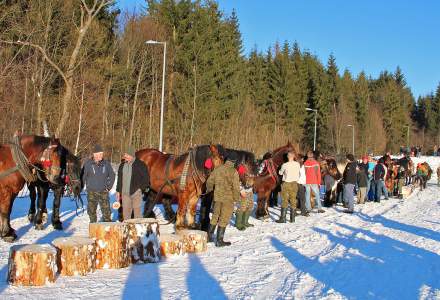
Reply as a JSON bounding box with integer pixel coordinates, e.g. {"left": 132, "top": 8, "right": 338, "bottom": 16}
{"left": 208, "top": 224, "right": 216, "bottom": 243}
{"left": 276, "top": 208, "right": 287, "bottom": 223}
{"left": 290, "top": 208, "right": 296, "bottom": 223}
{"left": 243, "top": 211, "right": 254, "bottom": 227}
{"left": 215, "top": 227, "right": 231, "bottom": 247}
{"left": 235, "top": 212, "right": 246, "bottom": 231}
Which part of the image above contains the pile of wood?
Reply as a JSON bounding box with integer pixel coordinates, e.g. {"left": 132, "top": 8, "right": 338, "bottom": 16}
{"left": 7, "top": 218, "right": 209, "bottom": 286}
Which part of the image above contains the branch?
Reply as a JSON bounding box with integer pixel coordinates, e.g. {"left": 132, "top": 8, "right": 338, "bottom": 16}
{"left": 0, "top": 40, "right": 68, "bottom": 85}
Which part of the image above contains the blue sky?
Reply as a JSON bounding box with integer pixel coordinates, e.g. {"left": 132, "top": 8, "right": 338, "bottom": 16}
{"left": 117, "top": 0, "right": 440, "bottom": 98}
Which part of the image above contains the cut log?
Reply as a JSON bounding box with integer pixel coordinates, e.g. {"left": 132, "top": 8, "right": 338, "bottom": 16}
{"left": 89, "top": 222, "right": 130, "bottom": 269}
{"left": 52, "top": 236, "right": 96, "bottom": 276}
{"left": 8, "top": 244, "right": 57, "bottom": 286}
{"left": 124, "top": 218, "right": 161, "bottom": 263}
{"left": 176, "top": 229, "right": 208, "bottom": 253}
{"left": 160, "top": 234, "right": 186, "bottom": 258}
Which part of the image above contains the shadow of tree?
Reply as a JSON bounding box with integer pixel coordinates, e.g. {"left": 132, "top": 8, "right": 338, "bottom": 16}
{"left": 271, "top": 222, "right": 440, "bottom": 299}
{"left": 187, "top": 255, "right": 227, "bottom": 300}
{"left": 357, "top": 212, "right": 440, "bottom": 243}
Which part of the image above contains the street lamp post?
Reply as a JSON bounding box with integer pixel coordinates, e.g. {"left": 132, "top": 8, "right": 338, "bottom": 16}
{"left": 146, "top": 40, "right": 167, "bottom": 152}
{"left": 306, "top": 108, "right": 318, "bottom": 151}
{"left": 347, "top": 124, "right": 355, "bottom": 155}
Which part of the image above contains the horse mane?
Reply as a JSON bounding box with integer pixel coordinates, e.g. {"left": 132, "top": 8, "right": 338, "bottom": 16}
{"left": 219, "top": 146, "right": 256, "bottom": 167}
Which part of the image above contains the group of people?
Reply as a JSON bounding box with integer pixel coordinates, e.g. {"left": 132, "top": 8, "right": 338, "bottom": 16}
{"left": 79, "top": 143, "right": 432, "bottom": 249}
{"left": 82, "top": 144, "right": 150, "bottom": 224}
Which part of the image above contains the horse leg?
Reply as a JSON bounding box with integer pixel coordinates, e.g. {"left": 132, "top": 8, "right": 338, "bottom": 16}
{"left": 199, "top": 193, "right": 213, "bottom": 232}
{"left": 176, "top": 193, "right": 189, "bottom": 231}
{"left": 142, "top": 191, "right": 156, "bottom": 219}
{"left": 0, "top": 189, "right": 17, "bottom": 242}
{"left": 256, "top": 192, "right": 269, "bottom": 220}
{"left": 162, "top": 196, "right": 176, "bottom": 222}
{"left": 34, "top": 183, "right": 49, "bottom": 230}
{"left": 28, "top": 183, "right": 36, "bottom": 222}
{"left": 52, "top": 187, "right": 63, "bottom": 230}
{"left": 186, "top": 194, "right": 199, "bottom": 229}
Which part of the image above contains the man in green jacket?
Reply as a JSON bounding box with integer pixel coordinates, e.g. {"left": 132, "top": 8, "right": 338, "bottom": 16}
{"left": 206, "top": 158, "right": 240, "bottom": 247}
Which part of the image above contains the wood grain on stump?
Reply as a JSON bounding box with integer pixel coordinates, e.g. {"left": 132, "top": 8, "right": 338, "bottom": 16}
{"left": 159, "top": 234, "right": 186, "bottom": 257}
{"left": 8, "top": 244, "right": 57, "bottom": 286}
{"left": 89, "top": 222, "right": 130, "bottom": 269}
{"left": 123, "top": 218, "right": 161, "bottom": 263}
{"left": 52, "top": 236, "right": 96, "bottom": 276}
{"left": 176, "top": 229, "right": 207, "bottom": 253}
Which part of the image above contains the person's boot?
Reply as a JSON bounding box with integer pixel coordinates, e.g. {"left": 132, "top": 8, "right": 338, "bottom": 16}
{"left": 235, "top": 211, "right": 246, "bottom": 231}
{"left": 215, "top": 227, "right": 231, "bottom": 247}
{"left": 317, "top": 208, "right": 325, "bottom": 213}
{"left": 289, "top": 208, "right": 296, "bottom": 223}
{"left": 243, "top": 211, "right": 254, "bottom": 227}
{"left": 276, "top": 208, "right": 287, "bottom": 223}
{"left": 208, "top": 224, "right": 216, "bottom": 243}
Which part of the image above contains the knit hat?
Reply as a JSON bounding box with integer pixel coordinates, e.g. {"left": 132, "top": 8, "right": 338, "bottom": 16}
{"left": 93, "top": 144, "right": 103, "bottom": 154}
{"left": 124, "top": 145, "right": 136, "bottom": 157}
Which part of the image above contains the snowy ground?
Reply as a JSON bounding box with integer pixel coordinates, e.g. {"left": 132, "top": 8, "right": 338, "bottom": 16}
{"left": 1, "top": 156, "right": 440, "bottom": 300}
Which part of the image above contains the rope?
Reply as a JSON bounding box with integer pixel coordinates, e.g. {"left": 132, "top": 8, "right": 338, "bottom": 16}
{"left": 10, "top": 136, "right": 37, "bottom": 182}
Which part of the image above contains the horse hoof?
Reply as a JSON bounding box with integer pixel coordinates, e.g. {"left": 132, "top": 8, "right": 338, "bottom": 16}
{"left": 28, "top": 214, "right": 35, "bottom": 223}
{"left": 52, "top": 222, "right": 63, "bottom": 230}
{"left": 34, "top": 223, "right": 44, "bottom": 230}
{"left": 2, "top": 232, "right": 17, "bottom": 243}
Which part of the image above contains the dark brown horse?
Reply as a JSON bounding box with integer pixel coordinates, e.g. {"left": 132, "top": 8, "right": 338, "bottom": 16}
{"left": 0, "top": 134, "right": 63, "bottom": 241}
{"left": 254, "top": 142, "right": 294, "bottom": 219}
{"left": 137, "top": 145, "right": 223, "bottom": 230}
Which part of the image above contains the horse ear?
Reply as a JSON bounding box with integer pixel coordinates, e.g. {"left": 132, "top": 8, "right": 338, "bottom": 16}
{"left": 209, "top": 144, "right": 219, "bottom": 156}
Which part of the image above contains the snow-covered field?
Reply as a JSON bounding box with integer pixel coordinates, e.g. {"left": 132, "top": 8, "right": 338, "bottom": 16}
{"left": 1, "top": 156, "right": 440, "bottom": 300}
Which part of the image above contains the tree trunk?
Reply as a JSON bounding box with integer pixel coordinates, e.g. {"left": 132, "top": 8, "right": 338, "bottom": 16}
{"left": 8, "top": 244, "right": 57, "bottom": 286}
{"left": 124, "top": 218, "right": 160, "bottom": 263}
{"left": 160, "top": 234, "right": 185, "bottom": 257}
{"left": 89, "top": 222, "right": 130, "bottom": 269}
{"left": 74, "top": 82, "right": 85, "bottom": 155}
{"left": 52, "top": 236, "right": 96, "bottom": 276}
{"left": 129, "top": 60, "right": 145, "bottom": 144}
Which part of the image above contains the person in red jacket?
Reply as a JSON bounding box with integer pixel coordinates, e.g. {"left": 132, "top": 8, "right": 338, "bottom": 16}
{"left": 304, "top": 151, "right": 325, "bottom": 213}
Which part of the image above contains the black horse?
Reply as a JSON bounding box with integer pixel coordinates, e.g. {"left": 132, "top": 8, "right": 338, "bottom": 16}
{"left": 28, "top": 146, "right": 82, "bottom": 230}
{"left": 198, "top": 146, "right": 258, "bottom": 231}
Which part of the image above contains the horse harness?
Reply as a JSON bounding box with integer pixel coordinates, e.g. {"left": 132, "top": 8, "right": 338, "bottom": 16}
{"left": 0, "top": 136, "right": 58, "bottom": 183}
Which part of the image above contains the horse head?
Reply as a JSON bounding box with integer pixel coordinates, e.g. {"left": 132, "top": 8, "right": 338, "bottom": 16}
{"left": 41, "top": 136, "right": 63, "bottom": 185}
{"left": 209, "top": 144, "right": 224, "bottom": 169}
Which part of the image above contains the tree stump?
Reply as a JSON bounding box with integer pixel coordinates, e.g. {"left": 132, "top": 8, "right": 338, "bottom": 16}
{"left": 52, "top": 236, "right": 96, "bottom": 276}
{"left": 177, "top": 229, "right": 208, "bottom": 253}
{"left": 89, "top": 222, "right": 130, "bottom": 269}
{"left": 8, "top": 244, "right": 57, "bottom": 286}
{"left": 160, "top": 234, "right": 186, "bottom": 258}
{"left": 124, "top": 218, "right": 160, "bottom": 263}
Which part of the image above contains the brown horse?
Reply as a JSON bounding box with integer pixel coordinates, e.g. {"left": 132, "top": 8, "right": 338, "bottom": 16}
{"left": 0, "top": 134, "right": 63, "bottom": 241}
{"left": 254, "top": 142, "right": 294, "bottom": 219}
{"left": 137, "top": 145, "right": 223, "bottom": 230}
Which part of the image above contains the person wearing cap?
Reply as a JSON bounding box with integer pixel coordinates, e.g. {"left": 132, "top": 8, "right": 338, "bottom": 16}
{"left": 206, "top": 157, "right": 240, "bottom": 247}
{"left": 116, "top": 146, "right": 150, "bottom": 221}
{"left": 342, "top": 153, "right": 357, "bottom": 213}
{"left": 82, "top": 144, "right": 115, "bottom": 223}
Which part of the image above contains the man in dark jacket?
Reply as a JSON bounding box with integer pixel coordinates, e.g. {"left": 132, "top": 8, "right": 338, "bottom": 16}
{"left": 357, "top": 165, "right": 369, "bottom": 204}
{"left": 342, "top": 154, "right": 357, "bottom": 213}
{"left": 116, "top": 146, "right": 150, "bottom": 221}
{"left": 82, "top": 145, "right": 115, "bottom": 223}
{"left": 373, "top": 158, "right": 386, "bottom": 202}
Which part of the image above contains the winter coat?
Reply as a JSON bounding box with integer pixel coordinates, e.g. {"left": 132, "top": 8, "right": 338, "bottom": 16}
{"left": 206, "top": 160, "right": 240, "bottom": 204}
{"left": 304, "top": 159, "right": 321, "bottom": 185}
{"left": 358, "top": 162, "right": 369, "bottom": 177}
{"left": 343, "top": 161, "right": 358, "bottom": 185}
{"left": 373, "top": 163, "right": 385, "bottom": 181}
{"left": 116, "top": 158, "right": 150, "bottom": 195}
{"left": 82, "top": 159, "right": 115, "bottom": 192}
{"left": 357, "top": 170, "right": 369, "bottom": 187}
